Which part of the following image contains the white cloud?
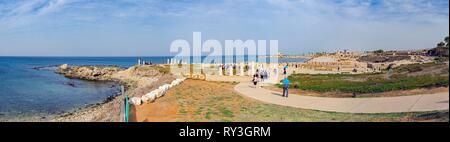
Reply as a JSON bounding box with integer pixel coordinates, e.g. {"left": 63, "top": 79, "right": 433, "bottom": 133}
{"left": 0, "top": 0, "right": 448, "bottom": 56}
{"left": 37, "top": 0, "right": 70, "bottom": 16}
{"left": 0, "top": 0, "right": 73, "bottom": 30}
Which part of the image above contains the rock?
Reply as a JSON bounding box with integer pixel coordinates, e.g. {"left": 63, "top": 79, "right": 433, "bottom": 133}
{"left": 141, "top": 95, "right": 150, "bottom": 103}
{"left": 67, "top": 81, "right": 76, "bottom": 87}
{"left": 141, "top": 91, "right": 159, "bottom": 104}
{"left": 148, "top": 92, "right": 157, "bottom": 102}
{"left": 171, "top": 80, "right": 180, "bottom": 86}
{"left": 158, "top": 85, "right": 167, "bottom": 92}
{"left": 57, "top": 65, "right": 123, "bottom": 81}
{"left": 60, "top": 64, "right": 69, "bottom": 70}
{"left": 163, "top": 84, "right": 170, "bottom": 91}
{"left": 152, "top": 89, "right": 162, "bottom": 98}
{"left": 130, "top": 97, "right": 142, "bottom": 105}
{"left": 155, "top": 88, "right": 163, "bottom": 97}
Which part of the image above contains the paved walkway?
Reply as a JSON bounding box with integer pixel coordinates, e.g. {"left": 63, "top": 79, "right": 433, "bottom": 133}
{"left": 234, "top": 82, "right": 449, "bottom": 113}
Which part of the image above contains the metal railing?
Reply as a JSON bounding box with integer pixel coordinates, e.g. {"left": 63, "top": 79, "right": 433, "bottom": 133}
{"left": 120, "top": 86, "right": 129, "bottom": 122}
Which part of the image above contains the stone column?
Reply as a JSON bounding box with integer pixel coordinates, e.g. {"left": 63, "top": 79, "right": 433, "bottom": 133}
{"left": 247, "top": 63, "right": 252, "bottom": 76}
{"left": 219, "top": 65, "right": 223, "bottom": 76}
{"left": 228, "top": 64, "right": 234, "bottom": 76}
{"left": 138, "top": 59, "right": 141, "bottom": 66}
{"left": 167, "top": 59, "right": 170, "bottom": 64}
{"left": 251, "top": 62, "right": 256, "bottom": 75}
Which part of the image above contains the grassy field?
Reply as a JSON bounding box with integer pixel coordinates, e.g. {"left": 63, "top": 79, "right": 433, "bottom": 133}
{"left": 281, "top": 62, "right": 448, "bottom": 94}
{"left": 130, "top": 80, "right": 448, "bottom": 122}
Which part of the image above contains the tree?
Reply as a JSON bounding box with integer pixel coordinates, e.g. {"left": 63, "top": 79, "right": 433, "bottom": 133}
{"left": 427, "top": 36, "right": 450, "bottom": 57}
{"left": 437, "top": 42, "right": 446, "bottom": 48}
{"left": 445, "top": 36, "right": 449, "bottom": 47}
{"left": 373, "top": 49, "right": 384, "bottom": 54}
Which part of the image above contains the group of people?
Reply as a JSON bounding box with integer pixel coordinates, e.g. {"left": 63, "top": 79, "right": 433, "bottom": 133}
{"left": 252, "top": 64, "right": 291, "bottom": 98}
{"left": 258, "top": 69, "right": 270, "bottom": 82}
{"left": 138, "top": 59, "right": 153, "bottom": 65}
{"left": 252, "top": 69, "right": 271, "bottom": 85}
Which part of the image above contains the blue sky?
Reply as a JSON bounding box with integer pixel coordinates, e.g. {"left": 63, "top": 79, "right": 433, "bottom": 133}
{"left": 0, "top": 0, "right": 448, "bottom": 56}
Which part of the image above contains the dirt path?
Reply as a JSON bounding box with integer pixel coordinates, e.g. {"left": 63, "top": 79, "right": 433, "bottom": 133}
{"left": 263, "top": 85, "right": 449, "bottom": 98}
{"left": 235, "top": 82, "right": 449, "bottom": 113}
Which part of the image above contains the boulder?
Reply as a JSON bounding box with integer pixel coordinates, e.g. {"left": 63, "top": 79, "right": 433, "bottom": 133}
{"left": 158, "top": 86, "right": 166, "bottom": 91}
{"left": 147, "top": 92, "right": 157, "bottom": 102}
{"left": 141, "top": 95, "right": 150, "bottom": 103}
{"left": 163, "top": 84, "right": 170, "bottom": 90}
{"left": 156, "top": 89, "right": 165, "bottom": 98}
{"left": 59, "top": 64, "right": 69, "bottom": 70}
{"left": 152, "top": 89, "right": 160, "bottom": 95}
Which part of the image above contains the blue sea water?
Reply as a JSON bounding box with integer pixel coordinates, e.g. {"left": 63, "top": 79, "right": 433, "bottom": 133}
{"left": 0, "top": 56, "right": 306, "bottom": 120}
{"left": 0, "top": 57, "right": 172, "bottom": 120}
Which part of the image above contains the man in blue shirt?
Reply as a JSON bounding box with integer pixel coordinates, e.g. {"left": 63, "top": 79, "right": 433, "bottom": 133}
{"left": 282, "top": 78, "right": 290, "bottom": 98}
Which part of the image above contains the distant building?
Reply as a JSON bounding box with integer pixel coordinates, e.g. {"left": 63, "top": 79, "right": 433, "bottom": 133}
{"left": 277, "top": 52, "right": 286, "bottom": 57}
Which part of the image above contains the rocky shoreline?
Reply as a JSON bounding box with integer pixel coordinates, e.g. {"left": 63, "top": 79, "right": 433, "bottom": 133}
{"left": 50, "top": 64, "right": 174, "bottom": 122}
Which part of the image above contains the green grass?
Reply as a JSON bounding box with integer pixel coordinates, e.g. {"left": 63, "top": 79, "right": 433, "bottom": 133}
{"left": 393, "top": 62, "right": 443, "bottom": 73}
{"left": 220, "top": 107, "right": 234, "bottom": 117}
{"left": 284, "top": 74, "right": 448, "bottom": 94}
{"left": 237, "top": 102, "right": 447, "bottom": 122}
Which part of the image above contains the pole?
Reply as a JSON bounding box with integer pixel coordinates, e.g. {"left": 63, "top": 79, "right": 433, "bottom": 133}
{"left": 121, "top": 85, "right": 129, "bottom": 122}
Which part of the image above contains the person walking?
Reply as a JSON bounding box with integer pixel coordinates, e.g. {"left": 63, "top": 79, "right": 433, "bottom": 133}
{"left": 252, "top": 74, "right": 259, "bottom": 87}
{"left": 282, "top": 78, "right": 290, "bottom": 98}
{"left": 283, "top": 64, "right": 288, "bottom": 75}
{"left": 260, "top": 70, "right": 264, "bottom": 82}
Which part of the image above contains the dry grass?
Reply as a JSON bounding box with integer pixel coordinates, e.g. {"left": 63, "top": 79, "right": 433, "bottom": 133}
{"left": 130, "top": 80, "right": 449, "bottom": 122}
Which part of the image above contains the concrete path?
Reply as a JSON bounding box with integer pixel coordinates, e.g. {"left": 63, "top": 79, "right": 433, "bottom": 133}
{"left": 234, "top": 82, "right": 449, "bottom": 113}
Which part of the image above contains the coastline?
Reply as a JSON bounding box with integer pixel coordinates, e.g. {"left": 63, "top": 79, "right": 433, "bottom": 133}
{"left": 50, "top": 64, "right": 174, "bottom": 122}
{"left": 51, "top": 90, "right": 124, "bottom": 122}
{"left": 0, "top": 89, "right": 122, "bottom": 122}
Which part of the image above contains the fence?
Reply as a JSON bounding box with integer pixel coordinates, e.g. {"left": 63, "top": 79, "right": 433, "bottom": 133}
{"left": 120, "top": 86, "right": 129, "bottom": 122}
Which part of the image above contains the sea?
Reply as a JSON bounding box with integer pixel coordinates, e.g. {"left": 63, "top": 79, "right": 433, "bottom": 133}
{"left": 0, "top": 56, "right": 306, "bottom": 121}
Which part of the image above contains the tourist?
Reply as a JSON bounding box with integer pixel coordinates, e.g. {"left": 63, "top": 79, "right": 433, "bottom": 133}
{"left": 264, "top": 70, "right": 268, "bottom": 80}
{"left": 282, "top": 77, "right": 290, "bottom": 98}
{"left": 262, "top": 70, "right": 266, "bottom": 81}
{"left": 260, "top": 70, "right": 264, "bottom": 82}
{"left": 252, "top": 74, "right": 259, "bottom": 87}
{"left": 256, "top": 69, "right": 259, "bottom": 77}
{"left": 387, "top": 64, "right": 394, "bottom": 79}
{"left": 283, "top": 64, "right": 288, "bottom": 78}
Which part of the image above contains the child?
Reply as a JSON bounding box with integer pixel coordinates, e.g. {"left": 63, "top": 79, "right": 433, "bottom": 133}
{"left": 252, "top": 74, "right": 259, "bottom": 86}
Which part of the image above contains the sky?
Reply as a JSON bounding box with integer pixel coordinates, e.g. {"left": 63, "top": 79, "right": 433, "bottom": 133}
{"left": 0, "top": 0, "right": 449, "bottom": 56}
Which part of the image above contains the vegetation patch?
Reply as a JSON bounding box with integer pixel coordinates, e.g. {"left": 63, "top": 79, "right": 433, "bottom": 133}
{"left": 282, "top": 62, "right": 448, "bottom": 94}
